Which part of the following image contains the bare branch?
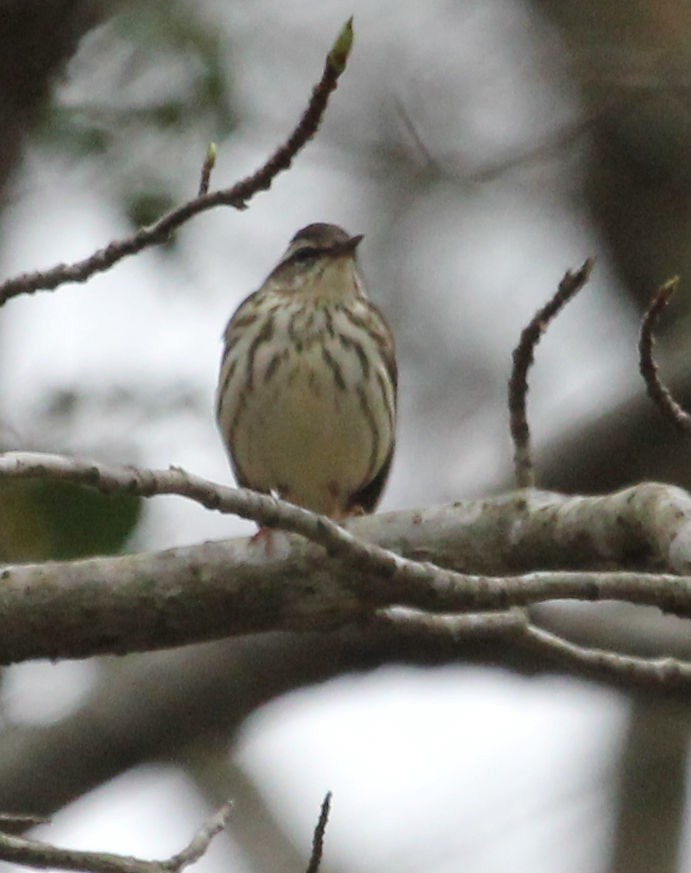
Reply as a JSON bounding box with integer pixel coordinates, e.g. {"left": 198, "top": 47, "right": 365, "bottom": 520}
{"left": 3, "top": 450, "right": 691, "bottom": 687}
{"left": 5, "top": 537, "right": 691, "bottom": 664}
{"left": 0, "top": 813, "right": 49, "bottom": 831}
{"left": 638, "top": 277, "right": 689, "bottom": 434}
{"left": 0, "top": 18, "right": 354, "bottom": 306}
{"left": 162, "top": 801, "right": 232, "bottom": 872}
{"left": 520, "top": 623, "right": 691, "bottom": 688}
{"left": 0, "top": 450, "right": 406, "bottom": 568}
{"left": 378, "top": 610, "right": 691, "bottom": 689}
{"left": 508, "top": 259, "right": 595, "bottom": 488}
{"left": 371, "top": 607, "right": 527, "bottom": 641}
{"left": 305, "top": 793, "right": 332, "bottom": 873}
{"left": 4, "top": 451, "right": 691, "bottom": 691}
{"left": 0, "top": 453, "right": 685, "bottom": 570}
{"left": 0, "top": 802, "right": 232, "bottom": 873}
{"left": 396, "top": 103, "right": 606, "bottom": 184}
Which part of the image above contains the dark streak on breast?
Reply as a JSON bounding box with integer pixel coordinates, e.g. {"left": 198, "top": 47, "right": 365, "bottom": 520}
{"left": 322, "top": 346, "right": 347, "bottom": 391}
{"left": 246, "top": 314, "right": 275, "bottom": 390}
{"left": 357, "top": 383, "right": 379, "bottom": 479}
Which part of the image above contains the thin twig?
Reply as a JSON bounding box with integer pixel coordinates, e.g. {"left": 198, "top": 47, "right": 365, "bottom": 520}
{"left": 380, "top": 612, "right": 691, "bottom": 688}
{"left": 520, "top": 623, "right": 691, "bottom": 688}
{"left": 305, "top": 793, "right": 332, "bottom": 873}
{"left": 0, "top": 450, "right": 401, "bottom": 570}
{"left": 393, "top": 98, "right": 442, "bottom": 172}
{"left": 0, "top": 18, "right": 354, "bottom": 306}
{"left": 162, "top": 801, "right": 233, "bottom": 871}
{"left": 638, "top": 277, "right": 689, "bottom": 434}
{"left": 394, "top": 100, "right": 609, "bottom": 184}
{"left": 508, "top": 259, "right": 594, "bottom": 488}
{"left": 0, "top": 802, "right": 232, "bottom": 873}
{"left": 0, "top": 813, "right": 50, "bottom": 830}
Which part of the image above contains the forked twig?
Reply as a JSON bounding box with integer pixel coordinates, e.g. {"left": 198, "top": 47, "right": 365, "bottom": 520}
{"left": 0, "top": 18, "right": 355, "bottom": 307}
{"left": 638, "top": 277, "right": 688, "bottom": 434}
{"left": 508, "top": 259, "right": 594, "bottom": 488}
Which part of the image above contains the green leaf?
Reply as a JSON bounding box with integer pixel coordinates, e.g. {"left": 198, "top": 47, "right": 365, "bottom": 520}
{"left": 0, "top": 480, "right": 141, "bottom": 562}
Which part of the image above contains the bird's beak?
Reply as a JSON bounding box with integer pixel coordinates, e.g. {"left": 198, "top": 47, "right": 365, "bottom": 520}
{"left": 334, "top": 233, "right": 363, "bottom": 256}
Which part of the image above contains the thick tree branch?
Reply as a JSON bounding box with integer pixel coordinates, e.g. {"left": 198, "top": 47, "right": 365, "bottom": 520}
{"left": 2, "top": 452, "right": 691, "bottom": 688}
{"left": 4, "top": 541, "right": 688, "bottom": 664}
{"left": 2, "top": 448, "right": 691, "bottom": 569}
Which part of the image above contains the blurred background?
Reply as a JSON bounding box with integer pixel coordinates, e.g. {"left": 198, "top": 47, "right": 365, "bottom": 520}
{"left": 0, "top": 1, "right": 690, "bottom": 871}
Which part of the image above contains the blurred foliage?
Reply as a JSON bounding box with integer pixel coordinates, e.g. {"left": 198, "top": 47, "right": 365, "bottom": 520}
{"left": 39, "top": 106, "right": 112, "bottom": 158}
{"left": 34, "top": 0, "right": 236, "bottom": 240}
{"left": 125, "top": 188, "right": 177, "bottom": 236}
{"left": 112, "top": 1, "right": 232, "bottom": 120}
{"left": 0, "top": 478, "right": 141, "bottom": 562}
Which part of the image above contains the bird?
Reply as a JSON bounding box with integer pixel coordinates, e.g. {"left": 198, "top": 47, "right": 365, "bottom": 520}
{"left": 216, "top": 222, "right": 397, "bottom": 520}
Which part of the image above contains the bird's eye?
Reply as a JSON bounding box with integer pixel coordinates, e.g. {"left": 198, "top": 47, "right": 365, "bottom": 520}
{"left": 292, "top": 247, "right": 319, "bottom": 263}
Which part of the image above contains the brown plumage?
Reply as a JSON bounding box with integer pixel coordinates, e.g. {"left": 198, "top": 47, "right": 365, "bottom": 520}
{"left": 216, "top": 223, "right": 396, "bottom": 519}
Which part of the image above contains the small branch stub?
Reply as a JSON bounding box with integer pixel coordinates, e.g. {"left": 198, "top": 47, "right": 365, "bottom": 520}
{"left": 198, "top": 142, "right": 217, "bottom": 197}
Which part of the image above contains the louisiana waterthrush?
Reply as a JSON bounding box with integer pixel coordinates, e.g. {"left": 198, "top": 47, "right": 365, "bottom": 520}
{"left": 216, "top": 223, "right": 397, "bottom": 519}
